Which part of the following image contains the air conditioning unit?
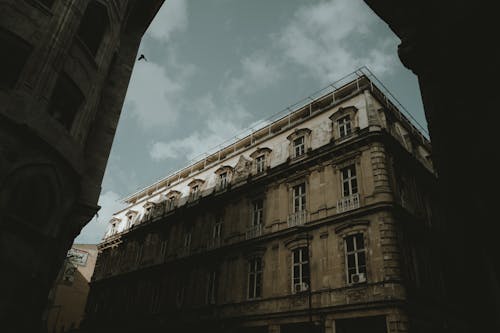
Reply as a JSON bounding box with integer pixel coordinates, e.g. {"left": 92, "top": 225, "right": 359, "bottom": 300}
{"left": 294, "top": 282, "right": 309, "bottom": 293}
{"left": 351, "top": 273, "right": 366, "bottom": 284}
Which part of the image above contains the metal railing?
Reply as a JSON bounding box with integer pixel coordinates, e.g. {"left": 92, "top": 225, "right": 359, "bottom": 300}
{"left": 245, "top": 224, "right": 263, "bottom": 239}
{"left": 288, "top": 210, "right": 308, "bottom": 227}
{"left": 206, "top": 237, "right": 222, "bottom": 249}
{"left": 337, "top": 193, "right": 360, "bottom": 213}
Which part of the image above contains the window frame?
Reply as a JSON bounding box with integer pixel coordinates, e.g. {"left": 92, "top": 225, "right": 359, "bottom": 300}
{"left": 252, "top": 199, "right": 264, "bottom": 226}
{"left": 344, "top": 233, "right": 367, "bottom": 284}
{"left": 341, "top": 165, "right": 358, "bottom": 197}
{"left": 292, "top": 183, "right": 307, "bottom": 213}
{"left": 293, "top": 136, "right": 305, "bottom": 158}
{"left": 291, "top": 247, "right": 310, "bottom": 293}
{"left": 247, "top": 256, "right": 263, "bottom": 299}
{"left": 287, "top": 128, "right": 311, "bottom": 161}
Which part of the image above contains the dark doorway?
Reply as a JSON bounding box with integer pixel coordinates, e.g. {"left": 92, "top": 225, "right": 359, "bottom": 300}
{"left": 335, "top": 316, "right": 387, "bottom": 333}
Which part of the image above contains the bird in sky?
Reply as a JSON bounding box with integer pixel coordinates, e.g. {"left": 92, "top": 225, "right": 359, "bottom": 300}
{"left": 138, "top": 54, "right": 147, "bottom": 61}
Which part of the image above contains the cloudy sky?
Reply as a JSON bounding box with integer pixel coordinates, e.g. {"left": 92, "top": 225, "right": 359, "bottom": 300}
{"left": 75, "top": 0, "right": 427, "bottom": 244}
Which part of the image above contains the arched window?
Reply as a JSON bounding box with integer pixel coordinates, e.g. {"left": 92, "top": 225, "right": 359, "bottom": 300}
{"left": 0, "top": 28, "right": 32, "bottom": 89}
{"left": 77, "top": 1, "right": 109, "bottom": 56}
{"left": 47, "top": 73, "right": 84, "bottom": 130}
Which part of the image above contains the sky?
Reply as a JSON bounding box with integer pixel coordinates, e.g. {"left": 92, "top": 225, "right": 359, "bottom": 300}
{"left": 75, "top": 0, "right": 427, "bottom": 244}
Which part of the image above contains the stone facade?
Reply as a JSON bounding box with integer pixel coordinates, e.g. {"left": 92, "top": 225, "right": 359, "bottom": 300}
{"left": 0, "top": 0, "right": 163, "bottom": 330}
{"left": 83, "top": 75, "right": 440, "bottom": 332}
{"left": 45, "top": 244, "right": 98, "bottom": 333}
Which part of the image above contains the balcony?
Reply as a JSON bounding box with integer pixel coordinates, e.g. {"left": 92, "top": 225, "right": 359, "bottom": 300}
{"left": 245, "top": 224, "right": 263, "bottom": 239}
{"left": 178, "top": 246, "right": 191, "bottom": 257}
{"left": 206, "top": 237, "right": 222, "bottom": 249}
{"left": 188, "top": 192, "right": 200, "bottom": 203}
{"left": 287, "top": 210, "right": 308, "bottom": 227}
{"left": 215, "top": 180, "right": 229, "bottom": 192}
{"left": 336, "top": 193, "right": 360, "bottom": 213}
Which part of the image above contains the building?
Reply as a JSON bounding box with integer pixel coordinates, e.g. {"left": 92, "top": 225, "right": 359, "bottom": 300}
{"left": 46, "top": 244, "right": 98, "bottom": 333}
{"left": 362, "top": 2, "right": 500, "bottom": 331}
{"left": 0, "top": 0, "right": 164, "bottom": 330}
{"left": 83, "top": 71, "right": 443, "bottom": 333}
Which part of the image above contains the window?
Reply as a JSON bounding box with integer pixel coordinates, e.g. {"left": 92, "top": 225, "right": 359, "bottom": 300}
{"left": 144, "top": 205, "right": 153, "bottom": 221}
{"left": 256, "top": 155, "right": 266, "bottom": 173}
{"left": 248, "top": 257, "right": 263, "bottom": 299}
{"left": 109, "top": 221, "right": 118, "bottom": 235}
{"left": 293, "top": 136, "right": 305, "bottom": 157}
{"left": 166, "top": 197, "right": 175, "bottom": 211}
{"left": 206, "top": 271, "right": 217, "bottom": 304}
{"left": 0, "top": 28, "right": 32, "bottom": 89}
{"left": 341, "top": 165, "right": 358, "bottom": 197}
{"left": 252, "top": 199, "right": 264, "bottom": 226}
{"left": 213, "top": 217, "right": 223, "bottom": 239}
{"left": 219, "top": 172, "right": 228, "bottom": 190}
{"left": 183, "top": 231, "right": 192, "bottom": 250}
{"left": 77, "top": 1, "right": 109, "bottom": 56}
{"left": 159, "top": 237, "right": 168, "bottom": 259}
{"left": 293, "top": 183, "right": 306, "bottom": 212}
{"left": 292, "top": 247, "right": 310, "bottom": 292}
{"left": 191, "top": 185, "right": 200, "bottom": 200}
{"left": 47, "top": 73, "right": 84, "bottom": 130}
{"left": 338, "top": 115, "right": 352, "bottom": 138}
{"left": 345, "top": 234, "right": 367, "bottom": 284}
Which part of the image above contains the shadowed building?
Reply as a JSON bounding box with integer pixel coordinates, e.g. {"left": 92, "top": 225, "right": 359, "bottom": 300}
{"left": 45, "top": 244, "right": 98, "bottom": 333}
{"left": 0, "top": 0, "right": 164, "bottom": 330}
{"left": 363, "top": 2, "right": 500, "bottom": 331}
{"left": 83, "top": 72, "right": 445, "bottom": 333}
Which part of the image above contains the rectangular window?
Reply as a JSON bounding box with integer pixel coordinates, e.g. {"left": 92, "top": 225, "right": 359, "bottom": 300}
{"left": 219, "top": 172, "right": 228, "bottom": 190}
{"left": 256, "top": 155, "right": 266, "bottom": 173}
{"left": 159, "top": 238, "right": 168, "bottom": 259}
{"left": 252, "top": 199, "right": 264, "bottom": 226}
{"left": 293, "top": 136, "right": 305, "bottom": 157}
{"left": 213, "top": 217, "right": 223, "bottom": 239}
{"left": 190, "top": 185, "right": 200, "bottom": 201}
{"left": 206, "top": 271, "right": 217, "bottom": 304}
{"left": 184, "top": 231, "right": 192, "bottom": 249}
{"left": 166, "top": 197, "right": 176, "bottom": 211}
{"left": 338, "top": 115, "right": 352, "bottom": 138}
{"left": 248, "top": 257, "right": 263, "bottom": 299}
{"left": 293, "top": 183, "right": 306, "bottom": 212}
{"left": 341, "top": 165, "right": 358, "bottom": 197}
{"left": 292, "top": 247, "right": 310, "bottom": 292}
{"left": 345, "top": 234, "right": 367, "bottom": 284}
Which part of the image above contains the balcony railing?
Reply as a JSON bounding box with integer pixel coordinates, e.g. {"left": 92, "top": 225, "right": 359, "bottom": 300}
{"left": 337, "top": 193, "right": 360, "bottom": 213}
{"left": 206, "top": 237, "right": 222, "bottom": 249}
{"left": 287, "top": 210, "right": 308, "bottom": 227}
{"left": 178, "top": 246, "right": 191, "bottom": 257}
{"left": 215, "top": 181, "right": 229, "bottom": 192}
{"left": 188, "top": 192, "right": 200, "bottom": 202}
{"left": 245, "top": 224, "right": 263, "bottom": 239}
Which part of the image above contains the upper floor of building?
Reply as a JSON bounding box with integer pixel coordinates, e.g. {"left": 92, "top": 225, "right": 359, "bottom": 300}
{"left": 102, "top": 74, "right": 433, "bottom": 243}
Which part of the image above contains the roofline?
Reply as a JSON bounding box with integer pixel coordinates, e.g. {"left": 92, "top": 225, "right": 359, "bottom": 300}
{"left": 120, "top": 67, "right": 429, "bottom": 204}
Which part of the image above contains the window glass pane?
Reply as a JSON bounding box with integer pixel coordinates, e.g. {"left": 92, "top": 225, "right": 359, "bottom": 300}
{"left": 355, "top": 234, "right": 364, "bottom": 249}
{"left": 301, "top": 248, "right": 308, "bottom": 261}
{"left": 357, "top": 252, "right": 366, "bottom": 267}
{"left": 256, "top": 258, "right": 262, "bottom": 271}
{"left": 293, "top": 266, "right": 300, "bottom": 279}
{"left": 351, "top": 179, "right": 358, "bottom": 194}
{"left": 346, "top": 236, "right": 354, "bottom": 252}
{"left": 302, "top": 262, "right": 310, "bottom": 279}
{"left": 347, "top": 254, "right": 356, "bottom": 268}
